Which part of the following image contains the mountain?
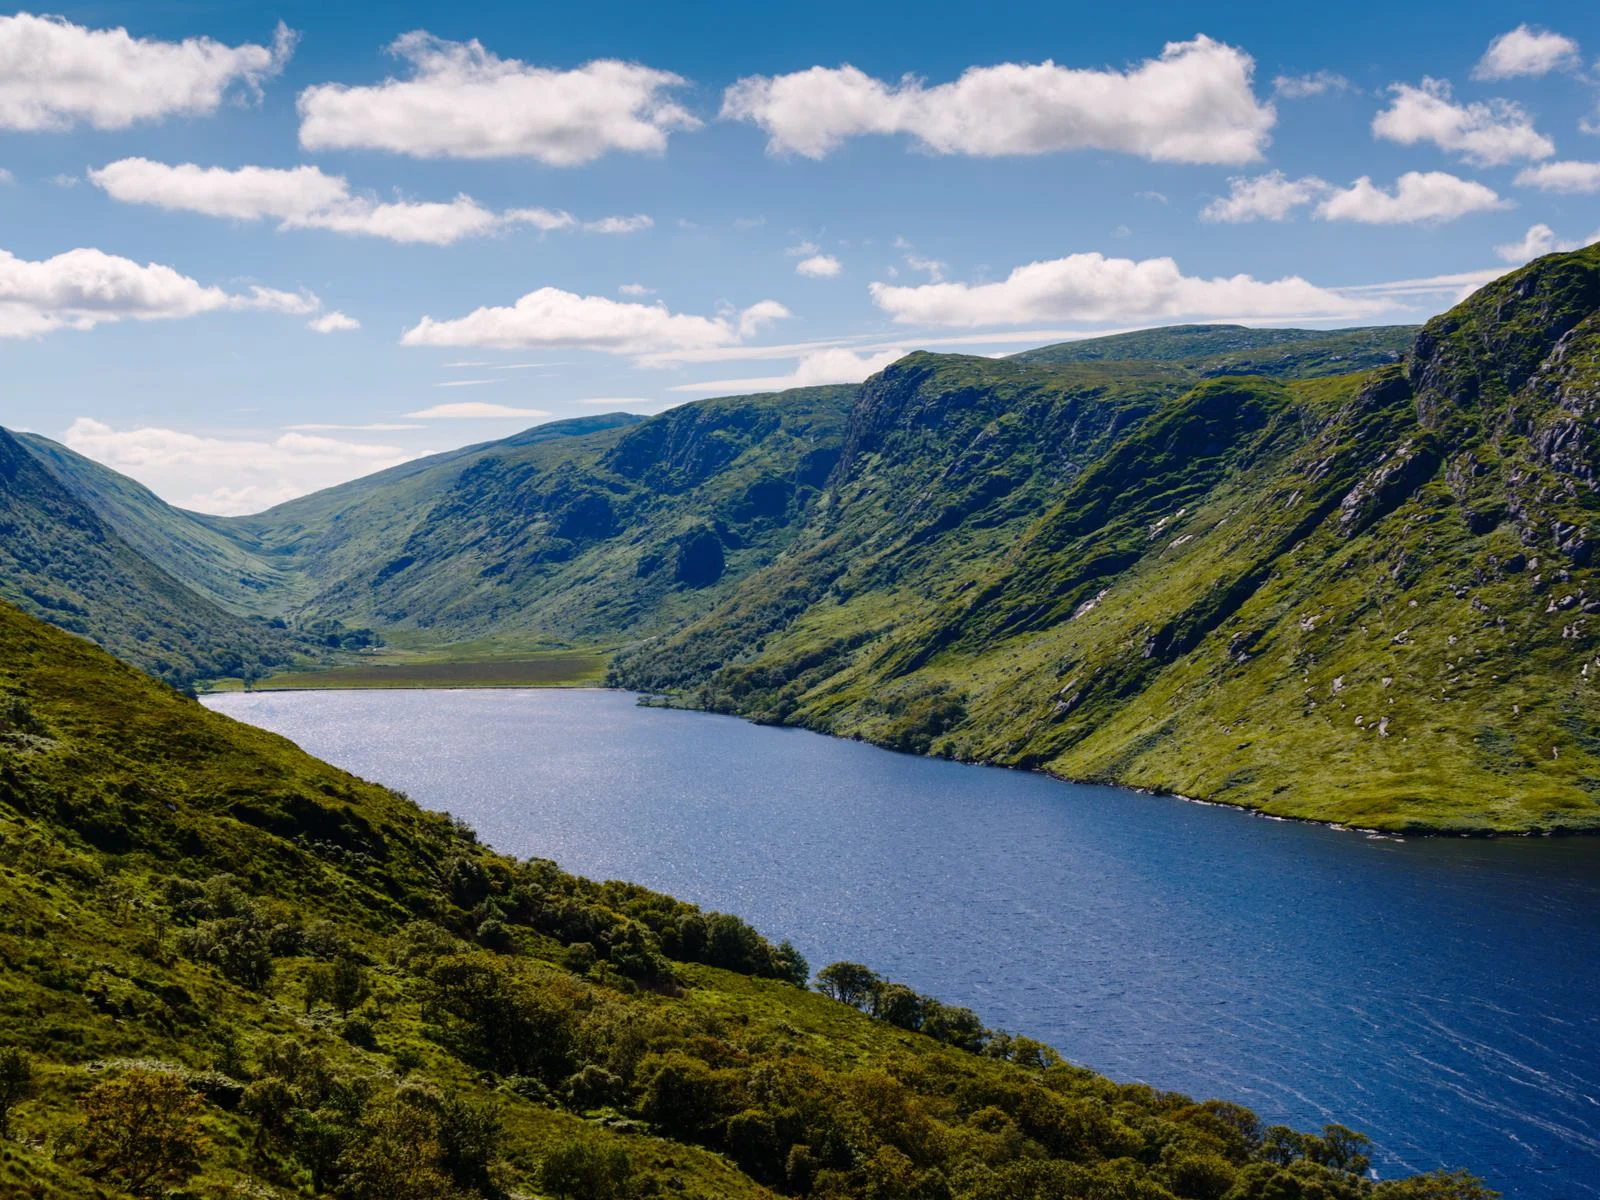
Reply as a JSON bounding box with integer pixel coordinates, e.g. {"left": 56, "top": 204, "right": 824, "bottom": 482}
{"left": 0, "top": 596, "right": 1484, "bottom": 1198}
{"left": 0, "top": 426, "right": 312, "bottom": 687}
{"left": 614, "top": 249, "right": 1600, "bottom": 834}
{"left": 10, "top": 253, "right": 1598, "bottom": 832}
{"left": 1010, "top": 323, "right": 1417, "bottom": 378}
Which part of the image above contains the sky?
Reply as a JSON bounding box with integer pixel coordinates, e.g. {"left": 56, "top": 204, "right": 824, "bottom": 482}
{"left": 1, "top": 1, "right": 1598, "bottom": 515}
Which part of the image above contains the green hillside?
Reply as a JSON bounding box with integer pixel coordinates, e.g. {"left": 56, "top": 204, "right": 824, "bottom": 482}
{"left": 1010, "top": 323, "right": 1417, "bottom": 379}
{"left": 0, "top": 598, "right": 1488, "bottom": 1198}
{"left": 615, "top": 249, "right": 1600, "bottom": 833}
{"left": 0, "top": 427, "right": 316, "bottom": 688}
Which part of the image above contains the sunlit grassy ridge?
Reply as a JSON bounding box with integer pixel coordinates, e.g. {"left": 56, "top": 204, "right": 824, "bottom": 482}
{"left": 615, "top": 250, "right": 1600, "bottom": 833}
{"left": 0, "top": 600, "right": 1490, "bottom": 1198}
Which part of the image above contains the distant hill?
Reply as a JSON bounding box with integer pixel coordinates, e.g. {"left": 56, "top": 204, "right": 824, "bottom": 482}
{"left": 1010, "top": 323, "right": 1417, "bottom": 378}
{"left": 0, "top": 426, "right": 311, "bottom": 687}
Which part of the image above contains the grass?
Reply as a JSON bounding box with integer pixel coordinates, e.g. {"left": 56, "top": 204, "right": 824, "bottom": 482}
{"left": 237, "top": 651, "right": 611, "bottom": 690}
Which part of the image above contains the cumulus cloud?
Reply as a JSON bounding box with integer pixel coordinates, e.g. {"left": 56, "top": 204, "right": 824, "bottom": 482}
{"left": 87, "top": 158, "right": 637, "bottom": 246}
{"left": 618, "top": 283, "right": 654, "bottom": 296}
{"left": 1201, "top": 170, "right": 1507, "bottom": 225}
{"left": 62, "top": 417, "right": 410, "bottom": 515}
{"left": 1495, "top": 222, "right": 1600, "bottom": 264}
{"left": 401, "top": 289, "right": 790, "bottom": 356}
{"left": 404, "top": 402, "right": 552, "bottom": 419}
{"left": 298, "top": 32, "right": 698, "bottom": 163}
{"left": 1473, "top": 25, "right": 1581, "bottom": 80}
{"left": 308, "top": 311, "right": 359, "bottom": 333}
{"left": 722, "top": 35, "right": 1274, "bottom": 164}
{"left": 1372, "top": 79, "right": 1554, "bottom": 165}
{"left": 669, "top": 347, "right": 906, "bottom": 394}
{"left": 1273, "top": 71, "right": 1354, "bottom": 99}
{"left": 0, "top": 244, "right": 314, "bottom": 337}
{"left": 1202, "top": 170, "right": 1330, "bottom": 222}
{"left": 867, "top": 251, "right": 1393, "bottom": 327}
{"left": 1314, "top": 171, "right": 1509, "bottom": 224}
{"left": 0, "top": 14, "right": 292, "bottom": 132}
{"left": 796, "top": 253, "right": 842, "bottom": 277}
{"left": 1514, "top": 160, "right": 1600, "bottom": 194}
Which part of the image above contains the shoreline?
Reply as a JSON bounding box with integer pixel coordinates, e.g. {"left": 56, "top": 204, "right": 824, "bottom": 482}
{"left": 212, "top": 681, "right": 1600, "bottom": 840}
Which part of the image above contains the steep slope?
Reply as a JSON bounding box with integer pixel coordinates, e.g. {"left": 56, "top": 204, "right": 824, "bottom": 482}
{"left": 1011, "top": 323, "right": 1417, "bottom": 378}
{"left": 616, "top": 248, "right": 1600, "bottom": 833}
{"left": 17, "top": 432, "right": 296, "bottom": 616}
{"left": 0, "top": 598, "right": 1482, "bottom": 1198}
{"left": 0, "top": 427, "right": 312, "bottom": 687}
{"left": 234, "top": 389, "right": 858, "bottom": 644}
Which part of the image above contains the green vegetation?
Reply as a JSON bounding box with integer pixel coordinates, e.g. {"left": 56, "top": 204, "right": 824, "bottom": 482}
{"left": 1009, "top": 323, "right": 1417, "bottom": 378}
{"left": 240, "top": 651, "right": 610, "bottom": 691}
{"left": 0, "top": 597, "right": 1491, "bottom": 1197}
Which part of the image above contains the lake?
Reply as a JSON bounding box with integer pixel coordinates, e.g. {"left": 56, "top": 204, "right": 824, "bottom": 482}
{"left": 206, "top": 687, "right": 1600, "bottom": 1198}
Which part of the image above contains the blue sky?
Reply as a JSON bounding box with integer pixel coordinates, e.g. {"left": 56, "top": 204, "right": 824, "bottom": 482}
{"left": 2, "top": 1, "right": 1598, "bottom": 513}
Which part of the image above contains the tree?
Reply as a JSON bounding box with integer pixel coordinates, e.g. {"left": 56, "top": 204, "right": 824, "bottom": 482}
{"left": 330, "top": 955, "right": 371, "bottom": 1015}
{"left": 0, "top": 1046, "right": 34, "bottom": 1138}
{"left": 77, "top": 1069, "right": 206, "bottom": 1197}
{"left": 815, "top": 962, "right": 880, "bottom": 1010}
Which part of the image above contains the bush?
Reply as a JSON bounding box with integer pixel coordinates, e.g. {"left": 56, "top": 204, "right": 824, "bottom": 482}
{"left": 539, "top": 1137, "right": 634, "bottom": 1200}
{"left": 76, "top": 1069, "right": 206, "bottom": 1197}
{"left": 0, "top": 1046, "right": 34, "bottom": 1138}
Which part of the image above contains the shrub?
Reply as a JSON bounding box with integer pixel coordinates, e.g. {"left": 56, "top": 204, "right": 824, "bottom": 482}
{"left": 539, "top": 1137, "right": 634, "bottom": 1200}
{"left": 76, "top": 1069, "right": 206, "bottom": 1197}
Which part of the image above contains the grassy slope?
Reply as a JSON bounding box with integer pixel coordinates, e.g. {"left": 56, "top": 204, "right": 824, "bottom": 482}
{"left": 0, "top": 428, "right": 312, "bottom": 689}
{"left": 615, "top": 251, "right": 1600, "bottom": 833}
{"left": 0, "top": 598, "right": 1480, "bottom": 1199}
{"left": 1010, "top": 323, "right": 1418, "bottom": 379}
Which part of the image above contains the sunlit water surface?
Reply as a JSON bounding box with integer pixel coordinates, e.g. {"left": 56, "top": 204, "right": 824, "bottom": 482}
{"left": 207, "top": 688, "right": 1600, "bottom": 1199}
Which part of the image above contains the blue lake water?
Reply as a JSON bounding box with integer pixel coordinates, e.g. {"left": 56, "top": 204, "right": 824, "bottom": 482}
{"left": 206, "top": 687, "right": 1600, "bottom": 1199}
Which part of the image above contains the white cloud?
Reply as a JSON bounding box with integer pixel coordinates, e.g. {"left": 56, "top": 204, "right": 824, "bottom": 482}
{"left": 867, "top": 251, "right": 1393, "bottom": 327}
{"left": 434, "top": 379, "right": 500, "bottom": 387}
{"left": 401, "top": 289, "right": 790, "bottom": 356}
{"left": 1495, "top": 222, "right": 1600, "bottom": 264}
{"left": 736, "top": 299, "right": 791, "bottom": 339}
{"left": 1372, "top": 79, "right": 1554, "bottom": 165}
{"left": 1135, "top": 190, "right": 1168, "bottom": 203}
{"left": 1514, "top": 161, "right": 1600, "bottom": 194}
{"left": 0, "top": 14, "right": 292, "bottom": 132}
{"left": 0, "top": 244, "right": 314, "bottom": 338}
{"left": 1473, "top": 25, "right": 1581, "bottom": 80}
{"left": 796, "top": 253, "right": 842, "bottom": 277}
{"left": 87, "top": 158, "right": 607, "bottom": 247}
{"left": 0, "top": 168, "right": 13, "bottom": 185}
{"left": 308, "top": 311, "right": 359, "bottom": 333}
{"left": 582, "top": 214, "right": 652, "bottom": 234}
{"left": 576, "top": 397, "right": 657, "bottom": 406}
{"left": 618, "top": 283, "right": 654, "bottom": 296}
{"left": 670, "top": 347, "right": 906, "bottom": 394}
{"left": 1313, "top": 171, "right": 1509, "bottom": 224}
{"left": 62, "top": 416, "right": 410, "bottom": 515}
{"left": 1273, "top": 71, "right": 1354, "bottom": 99}
{"left": 786, "top": 240, "right": 821, "bottom": 256}
{"left": 405, "top": 402, "right": 552, "bottom": 419}
{"left": 298, "top": 32, "right": 698, "bottom": 163}
{"left": 905, "top": 254, "right": 946, "bottom": 281}
{"left": 722, "top": 35, "right": 1274, "bottom": 164}
{"left": 1202, "top": 170, "right": 1330, "bottom": 222}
